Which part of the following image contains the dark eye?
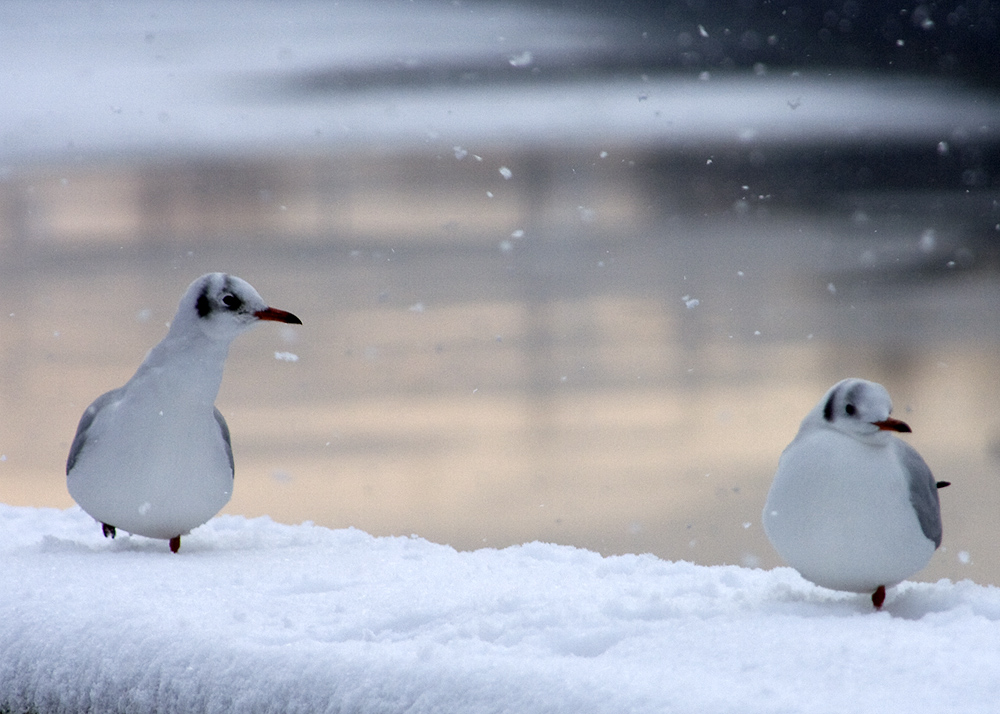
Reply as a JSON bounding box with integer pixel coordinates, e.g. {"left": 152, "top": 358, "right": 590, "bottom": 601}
{"left": 222, "top": 294, "right": 242, "bottom": 311}
{"left": 845, "top": 404, "right": 856, "bottom": 416}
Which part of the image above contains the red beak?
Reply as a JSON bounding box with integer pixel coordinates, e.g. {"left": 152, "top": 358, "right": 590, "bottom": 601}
{"left": 873, "top": 417, "right": 911, "bottom": 433}
{"left": 254, "top": 307, "right": 302, "bottom": 325}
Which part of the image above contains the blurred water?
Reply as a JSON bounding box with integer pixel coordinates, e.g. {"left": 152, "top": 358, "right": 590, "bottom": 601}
{"left": 1, "top": 1, "right": 999, "bottom": 586}
{"left": 3, "top": 151, "right": 999, "bottom": 587}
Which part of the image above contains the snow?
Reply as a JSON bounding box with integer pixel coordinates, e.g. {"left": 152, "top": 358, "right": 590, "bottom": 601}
{"left": 3, "top": 504, "right": 1000, "bottom": 713}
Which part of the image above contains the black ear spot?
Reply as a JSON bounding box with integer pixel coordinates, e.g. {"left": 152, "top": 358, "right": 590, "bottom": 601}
{"left": 823, "top": 393, "right": 835, "bottom": 422}
{"left": 196, "top": 288, "right": 212, "bottom": 318}
{"left": 222, "top": 294, "right": 242, "bottom": 311}
{"left": 845, "top": 404, "right": 856, "bottom": 416}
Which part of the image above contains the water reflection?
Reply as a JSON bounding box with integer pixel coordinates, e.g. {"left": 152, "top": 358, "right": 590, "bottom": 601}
{"left": 1, "top": 144, "right": 998, "bottom": 588}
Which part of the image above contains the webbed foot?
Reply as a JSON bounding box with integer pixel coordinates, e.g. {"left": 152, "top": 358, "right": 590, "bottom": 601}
{"left": 169, "top": 536, "right": 181, "bottom": 553}
{"left": 102, "top": 523, "right": 116, "bottom": 539}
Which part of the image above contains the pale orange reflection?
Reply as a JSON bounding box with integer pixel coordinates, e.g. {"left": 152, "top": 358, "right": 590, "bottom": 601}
{"left": 1, "top": 155, "right": 999, "bottom": 590}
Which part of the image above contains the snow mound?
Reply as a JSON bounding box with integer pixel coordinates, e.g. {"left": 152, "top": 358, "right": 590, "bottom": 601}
{"left": 2, "top": 505, "right": 999, "bottom": 713}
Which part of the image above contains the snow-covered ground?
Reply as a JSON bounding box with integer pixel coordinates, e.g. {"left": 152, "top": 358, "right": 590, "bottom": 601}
{"left": 3, "top": 504, "right": 999, "bottom": 713}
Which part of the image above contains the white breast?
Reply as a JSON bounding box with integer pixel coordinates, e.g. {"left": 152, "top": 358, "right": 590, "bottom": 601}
{"left": 762, "top": 429, "right": 935, "bottom": 592}
{"left": 67, "top": 369, "right": 233, "bottom": 540}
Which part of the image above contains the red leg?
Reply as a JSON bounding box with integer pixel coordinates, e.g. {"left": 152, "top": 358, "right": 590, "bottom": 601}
{"left": 169, "top": 536, "right": 181, "bottom": 553}
{"left": 872, "top": 585, "right": 886, "bottom": 609}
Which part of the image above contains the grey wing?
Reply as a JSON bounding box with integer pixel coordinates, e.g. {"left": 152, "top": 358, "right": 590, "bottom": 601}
{"left": 66, "top": 388, "right": 124, "bottom": 474}
{"left": 899, "top": 440, "right": 942, "bottom": 548}
{"left": 214, "top": 407, "right": 235, "bottom": 477}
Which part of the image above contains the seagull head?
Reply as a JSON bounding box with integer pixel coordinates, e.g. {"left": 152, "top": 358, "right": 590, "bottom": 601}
{"left": 173, "top": 273, "right": 302, "bottom": 342}
{"left": 812, "top": 378, "right": 911, "bottom": 440}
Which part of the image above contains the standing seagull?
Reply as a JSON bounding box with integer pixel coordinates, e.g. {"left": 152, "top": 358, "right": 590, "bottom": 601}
{"left": 67, "top": 273, "right": 302, "bottom": 552}
{"left": 762, "top": 378, "right": 948, "bottom": 608}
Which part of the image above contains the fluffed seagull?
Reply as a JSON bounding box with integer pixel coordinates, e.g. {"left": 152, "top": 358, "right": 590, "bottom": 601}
{"left": 67, "top": 273, "right": 302, "bottom": 553}
{"left": 762, "top": 378, "right": 949, "bottom": 608}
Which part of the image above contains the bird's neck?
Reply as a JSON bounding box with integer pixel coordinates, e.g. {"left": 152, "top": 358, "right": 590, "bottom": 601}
{"left": 132, "top": 331, "right": 233, "bottom": 405}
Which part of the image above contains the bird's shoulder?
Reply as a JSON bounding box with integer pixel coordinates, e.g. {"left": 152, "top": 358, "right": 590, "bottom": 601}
{"left": 66, "top": 386, "right": 126, "bottom": 474}
{"left": 890, "top": 437, "right": 935, "bottom": 486}
{"left": 214, "top": 407, "right": 234, "bottom": 475}
{"left": 890, "top": 437, "right": 942, "bottom": 547}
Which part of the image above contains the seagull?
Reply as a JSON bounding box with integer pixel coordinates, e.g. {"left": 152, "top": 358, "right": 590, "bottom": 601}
{"left": 66, "top": 273, "right": 302, "bottom": 553}
{"left": 762, "top": 378, "right": 948, "bottom": 608}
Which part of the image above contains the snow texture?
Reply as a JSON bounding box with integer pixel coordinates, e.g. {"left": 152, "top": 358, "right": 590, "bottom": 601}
{"left": 2, "top": 504, "right": 1000, "bottom": 713}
